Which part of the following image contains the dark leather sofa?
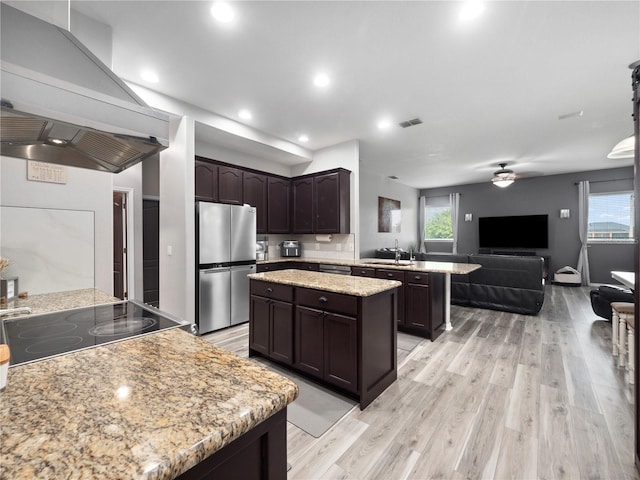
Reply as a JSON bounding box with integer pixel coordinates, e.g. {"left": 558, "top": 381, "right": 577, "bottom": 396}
{"left": 419, "top": 253, "right": 545, "bottom": 315}
{"left": 590, "top": 284, "right": 634, "bottom": 321}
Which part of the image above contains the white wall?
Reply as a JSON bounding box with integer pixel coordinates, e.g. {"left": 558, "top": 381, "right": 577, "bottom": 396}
{"left": 359, "top": 169, "right": 419, "bottom": 258}
{"left": 196, "top": 141, "right": 291, "bottom": 178}
{"left": 159, "top": 116, "right": 196, "bottom": 323}
{"left": 0, "top": 155, "right": 113, "bottom": 294}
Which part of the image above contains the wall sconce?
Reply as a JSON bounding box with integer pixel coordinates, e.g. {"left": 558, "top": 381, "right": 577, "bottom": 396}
{"left": 560, "top": 209, "right": 570, "bottom": 219}
{"left": 464, "top": 213, "right": 473, "bottom": 222}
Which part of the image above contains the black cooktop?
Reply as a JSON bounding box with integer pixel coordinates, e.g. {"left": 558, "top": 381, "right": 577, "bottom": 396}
{"left": 2, "top": 301, "right": 186, "bottom": 366}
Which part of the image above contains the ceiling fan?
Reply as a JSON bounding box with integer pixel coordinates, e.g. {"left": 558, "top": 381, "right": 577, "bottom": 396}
{"left": 491, "top": 163, "right": 517, "bottom": 188}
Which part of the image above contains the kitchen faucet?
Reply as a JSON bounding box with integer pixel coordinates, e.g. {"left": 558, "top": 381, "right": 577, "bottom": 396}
{"left": 395, "top": 239, "right": 400, "bottom": 265}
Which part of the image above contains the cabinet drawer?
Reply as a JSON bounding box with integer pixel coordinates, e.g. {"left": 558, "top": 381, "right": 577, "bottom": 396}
{"left": 296, "top": 288, "right": 357, "bottom": 316}
{"left": 375, "top": 269, "right": 406, "bottom": 282}
{"left": 250, "top": 280, "right": 294, "bottom": 302}
{"left": 296, "top": 262, "right": 320, "bottom": 271}
{"left": 406, "top": 272, "right": 430, "bottom": 284}
{"left": 351, "top": 266, "right": 376, "bottom": 277}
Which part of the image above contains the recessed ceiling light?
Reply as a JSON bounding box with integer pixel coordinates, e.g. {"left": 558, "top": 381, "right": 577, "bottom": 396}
{"left": 140, "top": 70, "right": 159, "bottom": 83}
{"left": 298, "top": 135, "right": 309, "bottom": 143}
{"left": 211, "top": 2, "right": 235, "bottom": 23}
{"left": 313, "top": 73, "right": 330, "bottom": 88}
{"left": 459, "top": 1, "right": 485, "bottom": 21}
{"left": 49, "top": 138, "right": 68, "bottom": 145}
{"left": 238, "top": 109, "right": 252, "bottom": 120}
{"left": 377, "top": 119, "right": 392, "bottom": 130}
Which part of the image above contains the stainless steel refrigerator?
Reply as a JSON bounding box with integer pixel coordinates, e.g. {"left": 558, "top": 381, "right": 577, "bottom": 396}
{"left": 197, "top": 202, "right": 256, "bottom": 334}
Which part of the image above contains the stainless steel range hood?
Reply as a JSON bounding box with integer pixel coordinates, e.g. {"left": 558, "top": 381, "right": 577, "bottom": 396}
{"left": 0, "top": 4, "right": 170, "bottom": 173}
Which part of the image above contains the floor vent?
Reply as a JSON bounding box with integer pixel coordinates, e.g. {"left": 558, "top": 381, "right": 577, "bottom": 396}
{"left": 398, "top": 118, "right": 423, "bottom": 128}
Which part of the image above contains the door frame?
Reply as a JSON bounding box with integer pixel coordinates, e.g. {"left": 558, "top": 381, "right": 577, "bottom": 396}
{"left": 113, "top": 187, "right": 135, "bottom": 300}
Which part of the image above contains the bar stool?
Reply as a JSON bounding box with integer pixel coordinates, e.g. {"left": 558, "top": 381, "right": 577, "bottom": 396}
{"left": 612, "top": 302, "right": 635, "bottom": 383}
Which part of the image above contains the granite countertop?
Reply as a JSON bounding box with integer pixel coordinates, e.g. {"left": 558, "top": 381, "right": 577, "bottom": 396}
{"left": 258, "top": 257, "right": 482, "bottom": 275}
{"left": 0, "top": 328, "right": 298, "bottom": 480}
{"left": 0, "top": 288, "right": 120, "bottom": 317}
{"left": 248, "top": 269, "right": 402, "bottom": 296}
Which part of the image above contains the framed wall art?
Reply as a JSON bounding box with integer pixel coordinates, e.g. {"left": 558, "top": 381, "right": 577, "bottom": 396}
{"left": 378, "top": 197, "right": 401, "bottom": 232}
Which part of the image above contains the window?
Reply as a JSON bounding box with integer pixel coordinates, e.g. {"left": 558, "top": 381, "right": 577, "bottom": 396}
{"left": 425, "top": 204, "right": 453, "bottom": 240}
{"left": 588, "top": 191, "right": 634, "bottom": 241}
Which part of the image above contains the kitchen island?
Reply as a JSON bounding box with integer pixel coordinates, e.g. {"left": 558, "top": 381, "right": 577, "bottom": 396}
{"left": 248, "top": 269, "right": 401, "bottom": 409}
{"left": 258, "top": 257, "right": 482, "bottom": 334}
{"left": 0, "top": 328, "right": 298, "bottom": 479}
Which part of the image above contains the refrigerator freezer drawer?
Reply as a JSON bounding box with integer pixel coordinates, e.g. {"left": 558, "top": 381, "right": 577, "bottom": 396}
{"left": 199, "top": 268, "right": 231, "bottom": 334}
{"left": 230, "top": 264, "right": 255, "bottom": 325}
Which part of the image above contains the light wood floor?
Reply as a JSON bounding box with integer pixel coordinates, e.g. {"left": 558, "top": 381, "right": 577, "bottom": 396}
{"left": 203, "top": 285, "right": 639, "bottom": 479}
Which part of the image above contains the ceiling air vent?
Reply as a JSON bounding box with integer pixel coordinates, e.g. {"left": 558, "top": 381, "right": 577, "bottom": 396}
{"left": 398, "top": 118, "right": 423, "bottom": 128}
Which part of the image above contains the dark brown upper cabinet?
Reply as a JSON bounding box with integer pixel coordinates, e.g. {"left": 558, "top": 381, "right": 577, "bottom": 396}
{"left": 291, "top": 169, "right": 350, "bottom": 234}
{"left": 291, "top": 176, "right": 314, "bottom": 233}
{"left": 243, "top": 172, "right": 268, "bottom": 234}
{"left": 195, "top": 158, "right": 218, "bottom": 202}
{"left": 314, "top": 169, "right": 350, "bottom": 234}
{"left": 267, "top": 176, "right": 290, "bottom": 233}
{"left": 218, "top": 165, "right": 243, "bottom": 204}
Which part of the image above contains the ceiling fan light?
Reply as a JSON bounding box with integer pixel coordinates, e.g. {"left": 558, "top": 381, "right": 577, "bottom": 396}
{"left": 490, "top": 163, "right": 516, "bottom": 187}
{"left": 492, "top": 177, "right": 515, "bottom": 188}
{"left": 607, "top": 135, "right": 635, "bottom": 159}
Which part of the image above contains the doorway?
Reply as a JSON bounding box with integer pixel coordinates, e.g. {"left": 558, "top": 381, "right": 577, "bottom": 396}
{"left": 113, "top": 191, "right": 128, "bottom": 300}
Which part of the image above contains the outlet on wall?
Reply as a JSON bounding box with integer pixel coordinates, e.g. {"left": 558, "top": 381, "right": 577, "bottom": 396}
{"left": 348, "top": 243, "right": 354, "bottom": 252}
{"left": 336, "top": 244, "right": 342, "bottom": 251}
{"left": 315, "top": 243, "right": 320, "bottom": 250}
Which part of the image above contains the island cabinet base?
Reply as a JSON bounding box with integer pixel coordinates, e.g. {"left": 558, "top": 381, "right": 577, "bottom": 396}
{"left": 176, "top": 408, "right": 287, "bottom": 480}
{"left": 249, "top": 279, "right": 398, "bottom": 410}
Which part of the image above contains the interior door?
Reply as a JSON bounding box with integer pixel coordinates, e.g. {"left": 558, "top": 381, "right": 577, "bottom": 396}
{"left": 112, "top": 191, "right": 127, "bottom": 299}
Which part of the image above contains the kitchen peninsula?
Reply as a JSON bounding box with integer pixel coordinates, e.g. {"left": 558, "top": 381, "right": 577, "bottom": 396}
{"left": 248, "top": 269, "right": 401, "bottom": 409}
{"left": 0, "top": 328, "right": 298, "bottom": 479}
{"left": 257, "top": 258, "right": 482, "bottom": 335}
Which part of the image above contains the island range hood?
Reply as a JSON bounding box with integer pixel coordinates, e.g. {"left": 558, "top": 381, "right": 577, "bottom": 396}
{"left": 0, "top": 4, "right": 170, "bottom": 173}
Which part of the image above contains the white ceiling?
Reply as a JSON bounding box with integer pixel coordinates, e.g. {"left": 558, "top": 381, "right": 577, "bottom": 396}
{"left": 45, "top": 1, "right": 640, "bottom": 187}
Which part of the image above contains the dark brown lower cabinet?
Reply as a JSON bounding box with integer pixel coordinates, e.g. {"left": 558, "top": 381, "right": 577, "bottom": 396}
{"left": 175, "top": 407, "right": 287, "bottom": 480}
{"left": 375, "top": 269, "right": 405, "bottom": 324}
{"left": 249, "top": 279, "right": 397, "bottom": 409}
{"left": 294, "top": 306, "right": 357, "bottom": 393}
{"left": 249, "top": 283, "right": 294, "bottom": 365}
{"left": 402, "top": 272, "right": 445, "bottom": 340}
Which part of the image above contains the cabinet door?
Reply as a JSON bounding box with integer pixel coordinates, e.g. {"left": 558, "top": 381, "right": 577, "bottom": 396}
{"left": 324, "top": 312, "right": 358, "bottom": 393}
{"left": 270, "top": 300, "right": 293, "bottom": 364}
{"left": 267, "top": 177, "right": 290, "bottom": 233}
{"left": 405, "top": 282, "right": 430, "bottom": 329}
{"left": 294, "top": 306, "right": 324, "bottom": 377}
{"left": 292, "top": 177, "right": 314, "bottom": 233}
{"left": 243, "top": 172, "right": 268, "bottom": 233}
{"left": 376, "top": 269, "right": 405, "bottom": 324}
{"left": 195, "top": 159, "right": 218, "bottom": 202}
{"left": 249, "top": 295, "right": 270, "bottom": 355}
{"left": 314, "top": 171, "right": 350, "bottom": 234}
{"left": 218, "top": 166, "right": 243, "bottom": 204}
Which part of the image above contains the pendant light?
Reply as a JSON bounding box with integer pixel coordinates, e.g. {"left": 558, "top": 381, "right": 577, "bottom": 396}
{"left": 491, "top": 163, "right": 516, "bottom": 188}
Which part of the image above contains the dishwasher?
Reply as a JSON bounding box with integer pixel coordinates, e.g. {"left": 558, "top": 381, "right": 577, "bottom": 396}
{"left": 318, "top": 264, "right": 352, "bottom": 275}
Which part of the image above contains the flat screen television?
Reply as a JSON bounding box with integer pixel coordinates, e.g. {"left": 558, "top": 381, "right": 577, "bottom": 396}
{"left": 478, "top": 214, "right": 548, "bottom": 249}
